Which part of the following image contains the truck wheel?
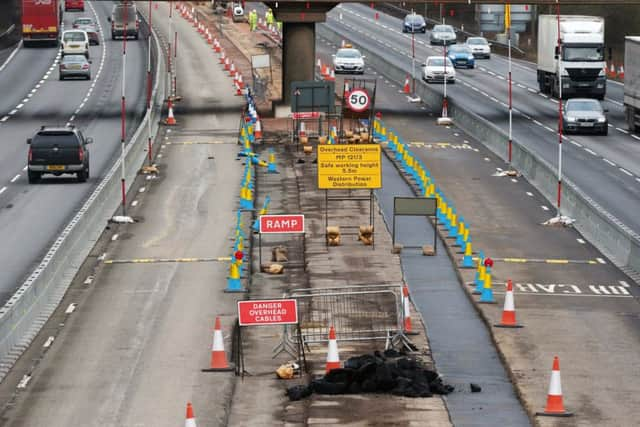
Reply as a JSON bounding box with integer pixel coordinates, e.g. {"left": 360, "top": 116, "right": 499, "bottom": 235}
{"left": 28, "top": 170, "right": 41, "bottom": 184}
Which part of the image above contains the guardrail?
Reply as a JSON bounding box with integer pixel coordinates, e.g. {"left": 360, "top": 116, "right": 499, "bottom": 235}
{"left": 0, "top": 16, "right": 166, "bottom": 382}
{"left": 317, "top": 24, "right": 640, "bottom": 283}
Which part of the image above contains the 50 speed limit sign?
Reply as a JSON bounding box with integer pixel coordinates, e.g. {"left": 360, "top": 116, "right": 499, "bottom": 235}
{"left": 346, "top": 89, "right": 371, "bottom": 112}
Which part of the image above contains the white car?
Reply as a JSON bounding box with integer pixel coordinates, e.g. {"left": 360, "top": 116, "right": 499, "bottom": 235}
{"left": 466, "top": 37, "right": 491, "bottom": 59}
{"left": 332, "top": 47, "right": 365, "bottom": 74}
{"left": 422, "top": 56, "right": 456, "bottom": 83}
{"left": 61, "top": 30, "right": 89, "bottom": 58}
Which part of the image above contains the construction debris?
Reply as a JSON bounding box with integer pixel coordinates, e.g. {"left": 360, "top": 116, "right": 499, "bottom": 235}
{"left": 272, "top": 246, "right": 288, "bottom": 262}
{"left": 285, "top": 350, "right": 454, "bottom": 400}
{"left": 261, "top": 263, "right": 284, "bottom": 274}
{"left": 276, "top": 361, "right": 300, "bottom": 379}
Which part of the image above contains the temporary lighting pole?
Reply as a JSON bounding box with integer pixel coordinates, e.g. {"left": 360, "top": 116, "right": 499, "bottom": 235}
{"left": 411, "top": 27, "right": 416, "bottom": 94}
{"left": 167, "top": 1, "right": 173, "bottom": 101}
{"left": 120, "top": 0, "right": 129, "bottom": 216}
{"left": 147, "top": 0, "right": 153, "bottom": 165}
{"left": 555, "top": 3, "right": 563, "bottom": 218}
{"left": 173, "top": 30, "right": 178, "bottom": 99}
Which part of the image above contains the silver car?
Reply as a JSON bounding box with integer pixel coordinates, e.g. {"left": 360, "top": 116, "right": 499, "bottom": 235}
{"left": 332, "top": 47, "right": 365, "bottom": 74}
{"left": 72, "top": 17, "right": 100, "bottom": 45}
{"left": 430, "top": 24, "right": 457, "bottom": 45}
{"left": 59, "top": 54, "right": 91, "bottom": 80}
{"left": 562, "top": 98, "right": 608, "bottom": 135}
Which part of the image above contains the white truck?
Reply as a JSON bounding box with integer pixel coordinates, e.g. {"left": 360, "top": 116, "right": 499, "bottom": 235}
{"left": 537, "top": 15, "right": 606, "bottom": 100}
{"left": 624, "top": 36, "right": 640, "bottom": 132}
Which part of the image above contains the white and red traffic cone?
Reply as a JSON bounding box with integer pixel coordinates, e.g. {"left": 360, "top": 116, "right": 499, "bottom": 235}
{"left": 224, "top": 57, "right": 231, "bottom": 71}
{"left": 254, "top": 120, "right": 263, "bottom": 139}
{"left": 202, "top": 316, "right": 234, "bottom": 372}
{"left": 235, "top": 81, "right": 242, "bottom": 96}
{"left": 618, "top": 65, "right": 625, "bottom": 79}
{"left": 299, "top": 121, "right": 306, "bottom": 138}
{"left": 608, "top": 62, "right": 616, "bottom": 78}
{"left": 219, "top": 50, "right": 226, "bottom": 64}
{"left": 164, "top": 99, "right": 177, "bottom": 126}
{"left": 206, "top": 29, "right": 213, "bottom": 44}
{"left": 327, "top": 69, "right": 335, "bottom": 81}
{"left": 403, "top": 76, "right": 411, "bottom": 94}
{"left": 213, "top": 38, "right": 220, "bottom": 52}
{"left": 185, "top": 402, "right": 197, "bottom": 427}
{"left": 317, "top": 58, "right": 322, "bottom": 70}
{"left": 402, "top": 284, "right": 418, "bottom": 335}
{"left": 325, "top": 326, "right": 341, "bottom": 373}
{"left": 536, "top": 356, "right": 573, "bottom": 417}
{"left": 494, "top": 279, "right": 523, "bottom": 328}
{"left": 237, "top": 73, "right": 244, "bottom": 89}
{"left": 437, "top": 97, "right": 452, "bottom": 125}
{"left": 229, "top": 62, "right": 236, "bottom": 77}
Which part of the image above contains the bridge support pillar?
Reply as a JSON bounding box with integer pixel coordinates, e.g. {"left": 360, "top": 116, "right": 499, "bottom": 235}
{"left": 282, "top": 22, "right": 316, "bottom": 105}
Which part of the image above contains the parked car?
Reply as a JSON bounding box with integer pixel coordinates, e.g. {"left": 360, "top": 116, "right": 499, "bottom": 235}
{"left": 466, "top": 36, "right": 491, "bottom": 59}
{"left": 333, "top": 46, "right": 365, "bottom": 74}
{"left": 402, "top": 13, "right": 426, "bottom": 33}
{"left": 447, "top": 44, "right": 475, "bottom": 69}
{"left": 59, "top": 54, "right": 91, "bottom": 80}
{"left": 430, "top": 24, "right": 456, "bottom": 45}
{"left": 61, "top": 30, "right": 89, "bottom": 58}
{"left": 27, "top": 125, "right": 93, "bottom": 183}
{"left": 422, "top": 56, "right": 456, "bottom": 83}
{"left": 562, "top": 98, "right": 608, "bottom": 135}
{"left": 72, "top": 17, "right": 99, "bottom": 45}
{"left": 109, "top": 3, "right": 139, "bottom": 40}
{"left": 65, "top": 0, "right": 84, "bottom": 12}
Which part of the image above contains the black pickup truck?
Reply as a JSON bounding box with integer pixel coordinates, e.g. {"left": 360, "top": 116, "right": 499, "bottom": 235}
{"left": 27, "top": 126, "right": 92, "bottom": 183}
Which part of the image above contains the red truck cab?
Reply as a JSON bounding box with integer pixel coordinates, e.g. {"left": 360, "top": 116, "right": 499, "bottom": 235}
{"left": 22, "top": 0, "right": 62, "bottom": 47}
{"left": 64, "top": 0, "right": 84, "bottom": 11}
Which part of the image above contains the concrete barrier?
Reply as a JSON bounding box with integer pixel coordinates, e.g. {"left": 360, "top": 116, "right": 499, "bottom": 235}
{"left": 0, "top": 16, "right": 166, "bottom": 382}
{"left": 317, "top": 24, "right": 640, "bottom": 282}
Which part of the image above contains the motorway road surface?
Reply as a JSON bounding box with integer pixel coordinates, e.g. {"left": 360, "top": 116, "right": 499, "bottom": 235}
{"left": 324, "top": 4, "right": 640, "bottom": 263}
{"left": 0, "top": 2, "right": 245, "bottom": 425}
{"left": 0, "top": 0, "right": 148, "bottom": 304}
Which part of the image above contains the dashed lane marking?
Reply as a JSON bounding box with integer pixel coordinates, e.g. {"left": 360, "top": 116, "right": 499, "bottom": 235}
{"left": 620, "top": 168, "right": 633, "bottom": 176}
{"left": 165, "top": 141, "right": 229, "bottom": 145}
{"left": 10, "top": 174, "right": 20, "bottom": 183}
{"left": 577, "top": 238, "right": 586, "bottom": 244}
{"left": 104, "top": 257, "right": 232, "bottom": 264}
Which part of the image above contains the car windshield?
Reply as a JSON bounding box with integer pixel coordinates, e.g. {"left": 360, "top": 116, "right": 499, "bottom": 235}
{"left": 427, "top": 58, "right": 453, "bottom": 67}
{"left": 467, "top": 38, "right": 487, "bottom": 45}
{"left": 113, "top": 6, "right": 137, "bottom": 22}
{"left": 63, "top": 32, "right": 86, "bottom": 42}
{"left": 449, "top": 45, "right": 471, "bottom": 53}
{"left": 32, "top": 133, "right": 79, "bottom": 148}
{"left": 563, "top": 46, "right": 604, "bottom": 62}
{"left": 566, "top": 100, "right": 602, "bottom": 112}
{"left": 62, "top": 55, "right": 86, "bottom": 63}
{"left": 405, "top": 15, "right": 424, "bottom": 24}
{"left": 433, "top": 25, "right": 453, "bottom": 33}
{"left": 74, "top": 18, "right": 93, "bottom": 25}
{"left": 337, "top": 49, "right": 361, "bottom": 59}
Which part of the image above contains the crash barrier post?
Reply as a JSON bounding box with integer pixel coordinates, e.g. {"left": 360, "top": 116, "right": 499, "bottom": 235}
{"left": 0, "top": 12, "right": 164, "bottom": 383}
{"left": 282, "top": 284, "right": 412, "bottom": 351}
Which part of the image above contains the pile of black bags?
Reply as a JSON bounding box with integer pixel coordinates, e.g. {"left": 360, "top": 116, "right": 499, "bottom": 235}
{"left": 286, "top": 350, "right": 454, "bottom": 401}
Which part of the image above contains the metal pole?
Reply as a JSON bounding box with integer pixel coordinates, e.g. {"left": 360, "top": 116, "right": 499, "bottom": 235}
{"left": 507, "top": 8, "right": 513, "bottom": 169}
{"left": 556, "top": 3, "right": 563, "bottom": 217}
{"left": 167, "top": 1, "right": 172, "bottom": 101}
{"left": 147, "top": 0, "right": 153, "bottom": 165}
{"left": 411, "top": 31, "right": 416, "bottom": 94}
{"left": 173, "top": 30, "right": 178, "bottom": 98}
{"left": 443, "top": 44, "right": 447, "bottom": 104}
{"left": 120, "top": 0, "right": 128, "bottom": 216}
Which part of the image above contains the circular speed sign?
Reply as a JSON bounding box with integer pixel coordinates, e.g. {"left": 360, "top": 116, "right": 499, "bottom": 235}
{"left": 346, "top": 89, "right": 371, "bottom": 112}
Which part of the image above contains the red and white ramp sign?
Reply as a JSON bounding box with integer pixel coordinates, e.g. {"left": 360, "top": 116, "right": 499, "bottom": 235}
{"left": 259, "top": 214, "right": 305, "bottom": 234}
{"left": 237, "top": 299, "right": 299, "bottom": 326}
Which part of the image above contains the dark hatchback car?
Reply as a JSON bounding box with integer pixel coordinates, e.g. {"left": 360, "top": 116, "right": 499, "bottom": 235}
{"left": 27, "top": 126, "right": 92, "bottom": 183}
{"left": 562, "top": 98, "right": 608, "bottom": 136}
{"left": 403, "top": 14, "right": 426, "bottom": 33}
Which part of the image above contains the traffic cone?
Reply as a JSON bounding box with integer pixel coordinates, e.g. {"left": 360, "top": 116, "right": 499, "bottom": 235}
{"left": 461, "top": 240, "right": 474, "bottom": 268}
{"left": 536, "top": 356, "right": 573, "bottom": 417}
{"left": 185, "top": 402, "right": 197, "bottom": 427}
{"left": 321, "top": 63, "right": 329, "bottom": 77}
{"left": 494, "top": 280, "right": 523, "bottom": 328}
{"left": 237, "top": 74, "right": 244, "bottom": 89}
{"left": 618, "top": 65, "right": 625, "bottom": 79}
{"left": 299, "top": 121, "right": 306, "bottom": 138}
{"left": 267, "top": 149, "right": 278, "bottom": 173}
{"left": 219, "top": 50, "right": 226, "bottom": 64}
{"left": 326, "top": 326, "right": 341, "bottom": 373}
{"left": 202, "top": 317, "right": 234, "bottom": 371}
{"left": 224, "top": 57, "right": 230, "bottom": 71}
{"left": 327, "top": 69, "right": 335, "bottom": 81}
{"left": 214, "top": 39, "right": 221, "bottom": 52}
{"left": 229, "top": 62, "right": 236, "bottom": 77}
{"left": 235, "top": 82, "right": 242, "bottom": 96}
{"left": 402, "top": 284, "right": 418, "bottom": 335}
{"left": 479, "top": 269, "right": 496, "bottom": 303}
{"left": 608, "top": 62, "right": 616, "bottom": 78}
{"left": 164, "top": 99, "right": 177, "bottom": 125}
{"left": 225, "top": 258, "right": 245, "bottom": 292}
{"left": 317, "top": 58, "right": 322, "bottom": 70}
{"left": 403, "top": 76, "right": 410, "bottom": 94}
{"left": 254, "top": 120, "right": 263, "bottom": 139}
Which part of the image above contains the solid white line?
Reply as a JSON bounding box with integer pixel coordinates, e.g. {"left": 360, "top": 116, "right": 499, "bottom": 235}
{"left": 620, "top": 168, "right": 633, "bottom": 176}
{"left": 636, "top": 177, "right": 640, "bottom": 183}
{"left": 8, "top": 109, "right": 17, "bottom": 115}
{"left": 539, "top": 94, "right": 548, "bottom": 99}
{"left": 0, "top": 187, "right": 6, "bottom": 195}
{"left": 10, "top": 174, "right": 20, "bottom": 183}
{"left": 603, "top": 158, "right": 616, "bottom": 166}
{"left": 543, "top": 126, "right": 554, "bottom": 132}
{"left": 22, "top": 165, "right": 27, "bottom": 171}
{"left": 596, "top": 257, "right": 606, "bottom": 264}
{"left": 517, "top": 83, "right": 526, "bottom": 88}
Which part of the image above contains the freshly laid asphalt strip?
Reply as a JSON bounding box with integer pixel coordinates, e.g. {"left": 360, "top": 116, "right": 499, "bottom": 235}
{"left": 376, "top": 154, "right": 530, "bottom": 426}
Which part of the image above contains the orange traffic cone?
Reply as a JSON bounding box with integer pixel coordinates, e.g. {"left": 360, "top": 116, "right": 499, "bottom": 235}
{"left": 164, "top": 99, "right": 177, "bottom": 126}
{"left": 402, "top": 284, "right": 419, "bottom": 335}
{"left": 254, "top": 120, "right": 263, "bottom": 139}
{"left": 214, "top": 39, "right": 220, "bottom": 52}
{"left": 207, "top": 29, "right": 213, "bottom": 44}
{"left": 325, "top": 326, "right": 340, "bottom": 373}
{"left": 618, "top": 65, "right": 625, "bottom": 80}
{"left": 229, "top": 62, "right": 236, "bottom": 77}
{"left": 185, "top": 402, "right": 197, "bottom": 427}
{"left": 235, "top": 82, "right": 242, "bottom": 96}
{"left": 219, "top": 50, "right": 226, "bottom": 64}
{"left": 237, "top": 73, "right": 244, "bottom": 89}
{"left": 403, "top": 76, "right": 411, "bottom": 94}
{"left": 608, "top": 62, "right": 616, "bottom": 78}
{"left": 317, "top": 58, "right": 322, "bottom": 70}
{"left": 494, "top": 280, "right": 523, "bottom": 328}
{"left": 536, "top": 356, "right": 573, "bottom": 417}
{"left": 202, "top": 317, "right": 234, "bottom": 372}
{"left": 299, "top": 121, "right": 306, "bottom": 137}
{"left": 321, "top": 63, "right": 328, "bottom": 77}
{"left": 224, "top": 58, "right": 230, "bottom": 71}
{"left": 327, "top": 69, "right": 335, "bottom": 81}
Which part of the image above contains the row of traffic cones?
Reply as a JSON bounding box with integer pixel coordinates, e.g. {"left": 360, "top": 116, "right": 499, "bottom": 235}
{"left": 316, "top": 58, "right": 336, "bottom": 81}
{"left": 605, "top": 62, "right": 625, "bottom": 79}
{"left": 373, "top": 115, "right": 573, "bottom": 417}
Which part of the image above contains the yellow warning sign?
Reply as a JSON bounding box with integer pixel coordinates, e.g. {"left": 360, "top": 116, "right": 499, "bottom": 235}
{"left": 317, "top": 144, "right": 382, "bottom": 189}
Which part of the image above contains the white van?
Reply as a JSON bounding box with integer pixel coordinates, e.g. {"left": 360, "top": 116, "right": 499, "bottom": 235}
{"left": 61, "top": 30, "right": 90, "bottom": 58}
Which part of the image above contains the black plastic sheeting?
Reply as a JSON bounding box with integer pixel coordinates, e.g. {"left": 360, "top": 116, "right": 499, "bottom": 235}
{"left": 286, "top": 350, "right": 454, "bottom": 401}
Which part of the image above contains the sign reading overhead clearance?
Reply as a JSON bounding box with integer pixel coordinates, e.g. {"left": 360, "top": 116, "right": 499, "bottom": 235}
{"left": 317, "top": 144, "right": 382, "bottom": 189}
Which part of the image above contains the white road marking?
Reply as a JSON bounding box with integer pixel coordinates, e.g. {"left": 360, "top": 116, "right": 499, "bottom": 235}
{"left": 0, "top": 187, "right": 6, "bottom": 195}
{"left": 131, "top": 200, "right": 139, "bottom": 207}
{"left": 619, "top": 280, "right": 630, "bottom": 287}
{"left": 139, "top": 187, "right": 146, "bottom": 193}
{"left": 517, "top": 83, "right": 526, "bottom": 88}
{"left": 603, "top": 158, "right": 616, "bottom": 166}
{"left": 111, "top": 234, "right": 119, "bottom": 241}
{"left": 8, "top": 109, "right": 17, "bottom": 115}
{"left": 596, "top": 257, "right": 606, "bottom": 264}
{"left": 17, "top": 375, "right": 31, "bottom": 389}
{"left": 543, "top": 126, "right": 554, "bottom": 132}
{"left": 541, "top": 205, "right": 549, "bottom": 211}
{"left": 43, "top": 336, "right": 55, "bottom": 348}
{"left": 16, "top": 104, "right": 23, "bottom": 109}
{"left": 526, "top": 192, "right": 534, "bottom": 197}
{"left": 577, "top": 238, "right": 586, "bottom": 244}
{"left": 584, "top": 148, "right": 597, "bottom": 156}
{"left": 539, "top": 94, "right": 548, "bottom": 99}
{"left": 569, "top": 140, "right": 582, "bottom": 147}
{"left": 0, "top": 116, "right": 8, "bottom": 122}
{"left": 511, "top": 178, "right": 518, "bottom": 183}
{"left": 65, "top": 303, "right": 77, "bottom": 314}
{"left": 619, "top": 168, "right": 633, "bottom": 176}
{"left": 616, "top": 128, "right": 629, "bottom": 134}
{"left": 10, "top": 174, "right": 20, "bottom": 183}
{"left": 528, "top": 88, "right": 537, "bottom": 93}
{"left": 632, "top": 134, "right": 640, "bottom": 141}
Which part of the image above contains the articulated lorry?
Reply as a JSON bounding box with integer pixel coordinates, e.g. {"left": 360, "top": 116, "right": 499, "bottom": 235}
{"left": 22, "top": 0, "right": 62, "bottom": 47}
{"left": 537, "top": 15, "right": 606, "bottom": 100}
{"left": 624, "top": 36, "right": 640, "bottom": 132}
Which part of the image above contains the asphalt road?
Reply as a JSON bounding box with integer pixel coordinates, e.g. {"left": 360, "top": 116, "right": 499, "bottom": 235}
{"left": 316, "top": 34, "right": 640, "bottom": 425}
{"left": 0, "top": 1, "right": 148, "bottom": 304}
{"left": 0, "top": 2, "right": 245, "bottom": 425}
{"left": 324, "top": 4, "right": 640, "bottom": 250}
